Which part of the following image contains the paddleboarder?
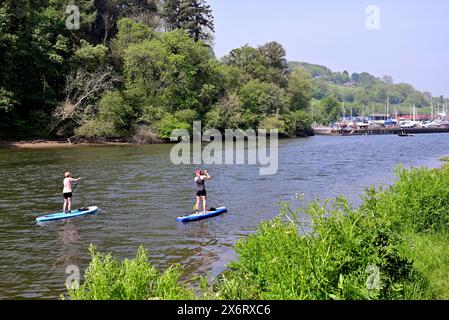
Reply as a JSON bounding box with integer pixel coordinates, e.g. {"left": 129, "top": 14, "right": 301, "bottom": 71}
{"left": 194, "top": 169, "right": 211, "bottom": 214}
{"left": 63, "top": 172, "right": 81, "bottom": 214}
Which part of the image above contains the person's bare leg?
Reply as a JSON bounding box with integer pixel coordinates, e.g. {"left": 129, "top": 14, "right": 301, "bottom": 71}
{"left": 67, "top": 198, "right": 72, "bottom": 213}
{"left": 202, "top": 196, "right": 208, "bottom": 213}
{"left": 63, "top": 199, "right": 68, "bottom": 213}
{"left": 195, "top": 197, "right": 201, "bottom": 212}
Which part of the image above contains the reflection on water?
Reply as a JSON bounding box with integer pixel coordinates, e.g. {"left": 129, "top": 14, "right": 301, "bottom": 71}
{"left": 1, "top": 134, "right": 449, "bottom": 298}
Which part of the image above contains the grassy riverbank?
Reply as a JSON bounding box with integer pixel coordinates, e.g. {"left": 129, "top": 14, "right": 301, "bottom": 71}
{"left": 68, "top": 161, "right": 449, "bottom": 300}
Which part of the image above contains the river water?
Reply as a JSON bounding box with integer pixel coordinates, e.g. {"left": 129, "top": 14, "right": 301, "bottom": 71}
{"left": 1, "top": 134, "right": 449, "bottom": 299}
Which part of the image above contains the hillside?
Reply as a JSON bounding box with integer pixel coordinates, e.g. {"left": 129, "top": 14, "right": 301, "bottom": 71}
{"left": 289, "top": 61, "right": 447, "bottom": 118}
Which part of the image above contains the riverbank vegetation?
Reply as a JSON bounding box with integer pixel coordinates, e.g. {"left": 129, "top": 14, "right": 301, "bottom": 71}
{"left": 0, "top": 0, "right": 313, "bottom": 141}
{"left": 2, "top": 1, "right": 446, "bottom": 142}
{"left": 69, "top": 162, "right": 449, "bottom": 300}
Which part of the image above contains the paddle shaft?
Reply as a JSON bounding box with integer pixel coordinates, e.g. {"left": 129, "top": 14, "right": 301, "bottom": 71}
{"left": 72, "top": 179, "right": 80, "bottom": 193}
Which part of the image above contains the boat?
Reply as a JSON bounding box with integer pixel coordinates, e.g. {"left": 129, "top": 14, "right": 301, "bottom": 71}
{"left": 398, "top": 132, "right": 414, "bottom": 137}
{"left": 177, "top": 207, "right": 227, "bottom": 223}
{"left": 36, "top": 206, "right": 99, "bottom": 223}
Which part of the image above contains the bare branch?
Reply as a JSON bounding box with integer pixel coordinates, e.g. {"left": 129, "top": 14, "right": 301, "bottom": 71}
{"left": 54, "top": 66, "right": 121, "bottom": 124}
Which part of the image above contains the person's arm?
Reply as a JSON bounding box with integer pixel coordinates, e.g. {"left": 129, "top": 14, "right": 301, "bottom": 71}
{"left": 201, "top": 171, "right": 211, "bottom": 180}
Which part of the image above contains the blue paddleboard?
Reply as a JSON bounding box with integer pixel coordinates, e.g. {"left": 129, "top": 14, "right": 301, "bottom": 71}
{"left": 177, "top": 207, "right": 227, "bottom": 223}
{"left": 36, "top": 206, "right": 99, "bottom": 223}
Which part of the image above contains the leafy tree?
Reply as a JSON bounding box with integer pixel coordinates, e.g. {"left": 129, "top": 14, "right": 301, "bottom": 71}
{"left": 87, "top": 0, "right": 160, "bottom": 44}
{"left": 259, "top": 116, "right": 287, "bottom": 137}
{"left": 283, "top": 110, "right": 313, "bottom": 137}
{"left": 287, "top": 68, "right": 313, "bottom": 111}
{"left": 259, "top": 41, "right": 288, "bottom": 72}
{"left": 222, "top": 45, "right": 268, "bottom": 82}
{"left": 358, "top": 72, "right": 377, "bottom": 88}
{"left": 351, "top": 72, "right": 360, "bottom": 83}
{"left": 72, "top": 40, "right": 109, "bottom": 71}
{"left": 238, "top": 80, "right": 287, "bottom": 116}
{"left": 258, "top": 41, "right": 289, "bottom": 86}
{"left": 111, "top": 17, "right": 155, "bottom": 62}
{"left": 98, "top": 90, "right": 135, "bottom": 132}
{"left": 123, "top": 28, "right": 222, "bottom": 116}
{"left": 205, "top": 93, "right": 244, "bottom": 130}
{"left": 404, "top": 91, "right": 426, "bottom": 108}
{"left": 320, "top": 95, "right": 341, "bottom": 123}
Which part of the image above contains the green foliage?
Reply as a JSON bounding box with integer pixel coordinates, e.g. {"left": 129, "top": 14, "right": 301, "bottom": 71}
{"left": 0, "top": 0, "right": 444, "bottom": 140}
{"left": 98, "top": 90, "right": 135, "bottom": 131}
{"left": 283, "top": 110, "right": 313, "bottom": 137}
{"left": 112, "top": 18, "right": 155, "bottom": 62}
{"left": 154, "top": 114, "right": 191, "bottom": 139}
{"left": 69, "top": 165, "right": 449, "bottom": 300}
{"left": 287, "top": 68, "right": 313, "bottom": 110}
{"left": 205, "top": 94, "right": 245, "bottom": 130}
{"left": 162, "top": 0, "right": 214, "bottom": 42}
{"left": 239, "top": 80, "right": 287, "bottom": 116}
{"left": 75, "top": 119, "right": 122, "bottom": 139}
{"left": 124, "top": 29, "right": 222, "bottom": 115}
{"left": 320, "top": 95, "right": 341, "bottom": 123}
{"left": 362, "top": 166, "right": 449, "bottom": 233}
{"left": 289, "top": 61, "right": 436, "bottom": 124}
{"left": 258, "top": 116, "right": 287, "bottom": 137}
{"left": 72, "top": 40, "right": 109, "bottom": 71}
{"left": 69, "top": 245, "right": 195, "bottom": 300}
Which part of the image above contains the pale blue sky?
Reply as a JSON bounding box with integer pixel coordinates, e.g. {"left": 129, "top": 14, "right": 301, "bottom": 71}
{"left": 209, "top": 0, "right": 449, "bottom": 97}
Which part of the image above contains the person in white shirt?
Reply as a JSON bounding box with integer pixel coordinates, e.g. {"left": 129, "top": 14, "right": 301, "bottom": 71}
{"left": 63, "top": 172, "right": 81, "bottom": 214}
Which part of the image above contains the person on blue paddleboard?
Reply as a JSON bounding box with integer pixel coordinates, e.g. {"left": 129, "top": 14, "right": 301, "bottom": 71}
{"left": 63, "top": 172, "right": 81, "bottom": 214}
{"left": 194, "top": 169, "right": 211, "bottom": 214}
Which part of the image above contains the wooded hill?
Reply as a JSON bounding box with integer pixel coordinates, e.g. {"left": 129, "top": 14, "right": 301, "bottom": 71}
{"left": 1, "top": 1, "right": 446, "bottom": 140}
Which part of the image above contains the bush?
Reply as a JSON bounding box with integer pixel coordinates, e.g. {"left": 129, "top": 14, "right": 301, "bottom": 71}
{"left": 154, "top": 114, "right": 191, "bottom": 140}
{"left": 239, "top": 80, "right": 287, "bottom": 115}
{"left": 216, "top": 200, "right": 426, "bottom": 300}
{"left": 204, "top": 94, "right": 244, "bottom": 131}
{"left": 258, "top": 116, "right": 288, "bottom": 137}
{"left": 69, "top": 245, "right": 195, "bottom": 300}
{"left": 361, "top": 166, "right": 449, "bottom": 233}
{"left": 75, "top": 119, "right": 121, "bottom": 139}
{"left": 69, "top": 164, "right": 449, "bottom": 300}
{"left": 99, "top": 91, "right": 135, "bottom": 131}
{"left": 282, "top": 110, "right": 313, "bottom": 137}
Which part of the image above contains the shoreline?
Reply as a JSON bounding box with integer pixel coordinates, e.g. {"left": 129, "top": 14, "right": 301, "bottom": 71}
{"left": 0, "top": 139, "right": 137, "bottom": 149}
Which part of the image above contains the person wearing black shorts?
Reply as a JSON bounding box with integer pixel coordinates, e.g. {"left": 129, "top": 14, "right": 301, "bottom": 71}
{"left": 63, "top": 172, "right": 81, "bottom": 214}
{"left": 194, "top": 170, "right": 211, "bottom": 213}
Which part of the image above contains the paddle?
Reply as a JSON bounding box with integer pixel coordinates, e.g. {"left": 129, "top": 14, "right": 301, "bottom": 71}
{"left": 72, "top": 178, "right": 82, "bottom": 193}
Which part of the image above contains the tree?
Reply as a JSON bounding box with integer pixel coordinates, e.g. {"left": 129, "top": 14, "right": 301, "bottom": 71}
{"left": 258, "top": 41, "right": 289, "bottom": 87}
{"left": 223, "top": 43, "right": 288, "bottom": 86}
{"left": 223, "top": 45, "right": 267, "bottom": 80}
{"left": 162, "top": 0, "right": 214, "bottom": 42}
{"left": 238, "top": 80, "right": 288, "bottom": 116}
{"left": 205, "top": 93, "right": 244, "bottom": 130}
{"left": 123, "top": 28, "right": 222, "bottom": 116}
{"left": 287, "top": 68, "right": 313, "bottom": 111}
{"left": 111, "top": 17, "right": 156, "bottom": 63}
{"left": 351, "top": 73, "right": 360, "bottom": 83}
{"left": 320, "top": 95, "right": 341, "bottom": 123}
{"left": 54, "top": 66, "right": 121, "bottom": 128}
{"left": 258, "top": 41, "right": 288, "bottom": 74}
{"left": 0, "top": 1, "right": 73, "bottom": 137}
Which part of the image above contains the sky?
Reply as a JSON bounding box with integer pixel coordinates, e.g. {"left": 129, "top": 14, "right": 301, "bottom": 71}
{"left": 209, "top": 0, "right": 449, "bottom": 97}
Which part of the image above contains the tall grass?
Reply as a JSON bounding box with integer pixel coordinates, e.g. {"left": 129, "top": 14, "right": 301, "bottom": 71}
{"left": 68, "top": 245, "right": 195, "bottom": 300}
{"left": 69, "top": 163, "right": 449, "bottom": 300}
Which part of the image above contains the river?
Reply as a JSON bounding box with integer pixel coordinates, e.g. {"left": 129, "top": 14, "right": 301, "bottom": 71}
{"left": 1, "top": 134, "right": 448, "bottom": 299}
